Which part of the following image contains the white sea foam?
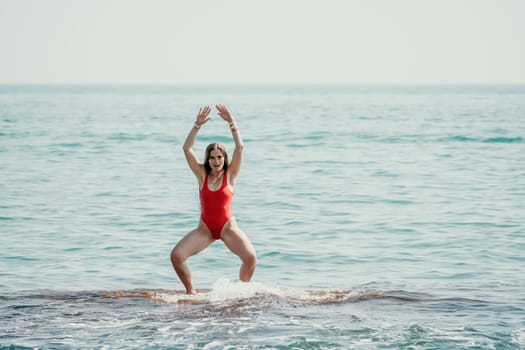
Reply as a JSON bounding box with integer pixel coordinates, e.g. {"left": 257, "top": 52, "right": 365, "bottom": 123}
{"left": 151, "top": 278, "right": 367, "bottom": 306}
{"left": 208, "top": 277, "right": 284, "bottom": 302}
{"left": 151, "top": 278, "right": 288, "bottom": 304}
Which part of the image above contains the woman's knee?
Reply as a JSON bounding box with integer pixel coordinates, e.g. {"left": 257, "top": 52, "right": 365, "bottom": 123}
{"left": 170, "top": 246, "right": 185, "bottom": 266}
{"left": 243, "top": 249, "right": 257, "bottom": 267}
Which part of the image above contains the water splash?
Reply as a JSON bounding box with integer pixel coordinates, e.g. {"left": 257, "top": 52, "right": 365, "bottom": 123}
{"left": 99, "top": 278, "right": 425, "bottom": 307}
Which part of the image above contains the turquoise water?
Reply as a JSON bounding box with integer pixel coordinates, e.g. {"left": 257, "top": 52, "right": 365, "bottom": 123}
{"left": 1, "top": 85, "right": 524, "bottom": 349}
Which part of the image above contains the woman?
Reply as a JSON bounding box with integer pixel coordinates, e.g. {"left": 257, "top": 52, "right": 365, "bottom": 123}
{"left": 170, "top": 104, "right": 257, "bottom": 294}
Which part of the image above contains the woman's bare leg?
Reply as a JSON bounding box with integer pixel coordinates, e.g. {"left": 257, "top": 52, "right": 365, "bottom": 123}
{"left": 221, "top": 220, "right": 257, "bottom": 282}
{"left": 170, "top": 227, "right": 213, "bottom": 294}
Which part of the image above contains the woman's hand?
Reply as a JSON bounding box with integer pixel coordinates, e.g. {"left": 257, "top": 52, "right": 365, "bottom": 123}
{"left": 216, "top": 104, "right": 234, "bottom": 123}
{"left": 196, "top": 106, "right": 212, "bottom": 126}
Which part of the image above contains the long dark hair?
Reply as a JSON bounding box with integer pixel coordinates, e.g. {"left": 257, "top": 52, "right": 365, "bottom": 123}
{"left": 204, "top": 143, "right": 229, "bottom": 174}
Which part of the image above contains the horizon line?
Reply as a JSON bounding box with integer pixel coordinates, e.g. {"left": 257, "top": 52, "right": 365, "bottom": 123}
{"left": 1, "top": 82, "right": 525, "bottom": 86}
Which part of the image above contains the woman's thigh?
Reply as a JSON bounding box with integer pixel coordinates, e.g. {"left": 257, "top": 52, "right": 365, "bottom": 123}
{"left": 221, "top": 222, "right": 256, "bottom": 261}
{"left": 173, "top": 227, "right": 214, "bottom": 260}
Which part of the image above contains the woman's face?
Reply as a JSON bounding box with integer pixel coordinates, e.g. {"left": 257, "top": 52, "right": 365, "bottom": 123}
{"left": 208, "top": 149, "right": 225, "bottom": 171}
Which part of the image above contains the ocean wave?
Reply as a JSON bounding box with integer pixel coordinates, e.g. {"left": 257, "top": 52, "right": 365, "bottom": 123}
{"left": 442, "top": 135, "right": 525, "bottom": 143}
{"left": 2, "top": 280, "right": 521, "bottom": 349}
{"left": 356, "top": 134, "right": 525, "bottom": 143}
{"left": 1, "top": 279, "right": 432, "bottom": 308}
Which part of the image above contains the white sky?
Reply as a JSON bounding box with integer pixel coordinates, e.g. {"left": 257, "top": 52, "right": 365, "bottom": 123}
{"left": 1, "top": 0, "right": 524, "bottom": 85}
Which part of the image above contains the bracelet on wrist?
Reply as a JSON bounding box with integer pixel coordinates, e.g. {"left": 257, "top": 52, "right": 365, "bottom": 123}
{"left": 194, "top": 122, "right": 201, "bottom": 129}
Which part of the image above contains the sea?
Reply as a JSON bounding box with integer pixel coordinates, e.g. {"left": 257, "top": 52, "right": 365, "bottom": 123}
{"left": 1, "top": 84, "right": 524, "bottom": 349}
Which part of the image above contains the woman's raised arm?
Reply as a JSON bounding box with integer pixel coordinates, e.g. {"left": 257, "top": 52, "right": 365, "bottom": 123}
{"left": 216, "top": 104, "right": 243, "bottom": 180}
{"left": 183, "top": 106, "right": 212, "bottom": 178}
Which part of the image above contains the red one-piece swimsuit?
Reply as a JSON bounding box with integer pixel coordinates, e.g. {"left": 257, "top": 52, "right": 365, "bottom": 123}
{"left": 200, "top": 171, "right": 233, "bottom": 240}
